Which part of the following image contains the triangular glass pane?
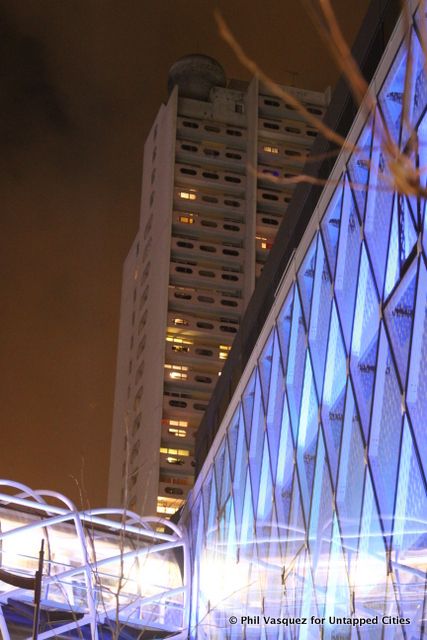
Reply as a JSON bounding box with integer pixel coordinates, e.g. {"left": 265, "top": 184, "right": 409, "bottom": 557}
{"left": 286, "top": 287, "right": 307, "bottom": 438}
{"left": 336, "top": 381, "right": 365, "bottom": 558}
{"left": 350, "top": 245, "right": 380, "bottom": 439}
{"left": 256, "top": 433, "right": 274, "bottom": 525}
{"left": 286, "top": 477, "right": 306, "bottom": 562}
{"left": 324, "top": 515, "right": 351, "bottom": 634}
{"left": 378, "top": 39, "right": 407, "bottom": 144}
{"left": 213, "top": 439, "right": 225, "bottom": 506}
{"left": 308, "top": 432, "right": 333, "bottom": 616}
{"left": 364, "top": 111, "right": 394, "bottom": 296}
{"left": 227, "top": 405, "right": 241, "bottom": 475}
{"left": 296, "top": 354, "right": 319, "bottom": 521}
{"left": 384, "top": 195, "right": 417, "bottom": 298}
{"left": 368, "top": 325, "right": 403, "bottom": 542}
{"left": 383, "top": 257, "right": 417, "bottom": 387}
{"left": 242, "top": 369, "right": 257, "bottom": 447}
{"left": 406, "top": 258, "right": 427, "bottom": 480}
{"left": 308, "top": 234, "right": 332, "bottom": 394}
{"left": 347, "top": 115, "right": 373, "bottom": 221}
{"left": 258, "top": 329, "right": 275, "bottom": 410}
{"left": 391, "top": 417, "right": 427, "bottom": 633}
{"left": 276, "top": 287, "right": 294, "bottom": 373}
{"left": 402, "top": 26, "right": 427, "bottom": 143}
{"left": 321, "top": 303, "right": 347, "bottom": 484}
{"left": 320, "top": 178, "right": 344, "bottom": 277}
{"left": 297, "top": 236, "right": 317, "bottom": 327}
{"left": 233, "top": 409, "right": 249, "bottom": 527}
{"left": 202, "top": 469, "right": 213, "bottom": 532}
{"left": 334, "top": 177, "right": 362, "bottom": 351}
{"left": 219, "top": 438, "right": 232, "bottom": 510}
{"left": 248, "top": 372, "right": 265, "bottom": 510}
{"left": 239, "top": 470, "right": 255, "bottom": 558}
{"left": 274, "top": 395, "right": 294, "bottom": 526}
{"left": 353, "top": 471, "right": 388, "bottom": 624}
{"left": 265, "top": 329, "right": 285, "bottom": 475}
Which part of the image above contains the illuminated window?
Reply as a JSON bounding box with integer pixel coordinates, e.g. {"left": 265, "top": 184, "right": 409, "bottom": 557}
{"left": 178, "top": 214, "right": 195, "bottom": 224}
{"left": 219, "top": 344, "right": 232, "bottom": 360}
{"left": 166, "top": 336, "right": 192, "bottom": 345}
{"left": 171, "top": 317, "right": 189, "bottom": 326}
{"left": 263, "top": 145, "right": 279, "bottom": 154}
{"left": 179, "top": 191, "right": 196, "bottom": 200}
{"left": 164, "top": 363, "right": 189, "bottom": 380}
{"left": 160, "top": 447, "right": 190, "bottom": 457}
{"left": 168, "top": 428, "right": 187, "bottom": 438}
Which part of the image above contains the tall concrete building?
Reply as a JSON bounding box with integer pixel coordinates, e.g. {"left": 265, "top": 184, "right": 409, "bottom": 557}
{"left": 108, "top": 55, "right": 329, "bottom": 516}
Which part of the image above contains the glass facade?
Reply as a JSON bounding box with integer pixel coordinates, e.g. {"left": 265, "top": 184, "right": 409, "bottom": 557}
{"left": 184, "top": 10, "right": 427, "bottom": 640}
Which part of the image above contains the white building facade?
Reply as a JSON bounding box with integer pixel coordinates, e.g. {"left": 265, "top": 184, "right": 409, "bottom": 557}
{"left": 108, "top": 56, "right": 329, "bottom": 516}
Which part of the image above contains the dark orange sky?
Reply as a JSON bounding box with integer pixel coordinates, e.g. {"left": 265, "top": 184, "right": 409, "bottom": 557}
{"left": 0, "top": 0, "right": 371, "bottom": 508}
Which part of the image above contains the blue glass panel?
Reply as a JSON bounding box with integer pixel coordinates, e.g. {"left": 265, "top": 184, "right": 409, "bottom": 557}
{"left": 404, "top": 28, "right": 427, "bottom": 143}
{"left": 242, "top": 368, "right": 257, "bottom": 447}
{"left": 233, "top": 408, "right": 249, "bottom": 528}
{"left": 353, "top": 472, "right": 387, "bottom": 629}
{"left": 274, "top": 394, "right": 294, "bottom": 526}
{"left": 297, "top": 236, "right": 317, "bottom": 327}
{"left": 406, "top": 259, "right": 427, "bottom": 480}
{"left": 363, "top": 112, "right": 394, "bottom": 296}
{"left": 265, "top": 329, "right": 285, "bottom": 475}
{"left": 213, "top": 439, "right": 225, "bottom": 511}
{"left": 384, "top": 195, "right": 417, "bottom": 298}
{"left": 258, "top": 329, "right": 275, "bottom": 410}
{"left": 350, "top": 245, "right": 380, "bottom": 438}
{"left": 336, "top": 381, "right": 365, "bottom": 556}
{"left": 368, "top": 325, "right": 403, "bottom": 541}
{"left": 249, "top": 372, "right": 266, "bottom": 509}
{"left": 378, "top": 40, "right": 407, "bottom": 143}
{"left": 202, "top": 469, "right": 213, "bottom": 532}
{"left": 334, "top": 175, "right": 362, "bottom": 352}
{"left": 286, "top": 287, "right": 307, "bottom": 439}
{"left": 256, "top": 433, "right": 274, "bottom": 525}
{"left": 384, "top": 258, "right": 417, "bottom": 387}
{"left": 308, "top": 432, "right": 333, "bottom": 616}
{"left": 347, "top": 116, "right": 373, "bottom": 221}
{"left": 392, "top": 418, "right": 427, "bottom": 634}
{"left": 227, "top": 405, "right": 241, "bottom": 475}
{"left": 219, "top": 439, "right": 232, "bottom": 510}
{"left": 321, "top": 303, "right": 347, "bottom": 483}
{"left": 323, "top": 515, "right": 351, "bottom": 639}
{"left": 286, "top": 476, "right": 306, "bottom": 562}
{"left": 308, "top": 234, "right": 332, "bottom": 394}
{"left": 276, "top": 288, "right": 294, "bottom": 373}
{"left": 320, "top": 179, "right": 344, "bottom": 277}
{"left": 296, "top": 355, "right": 319, "bottom": 521}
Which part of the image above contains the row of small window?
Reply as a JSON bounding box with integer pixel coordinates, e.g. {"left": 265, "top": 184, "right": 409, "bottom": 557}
{"left": 171, "top": 263, "right": 242, "bottom": 284}
{"left": 258, "top": 190, "right": 292, "bottom": 205}
{"left": 169, "top": 314, "right": 238, "bottom": 335}
{"left": 164, "top": 391, "right": 208, "bottom": 413}
{"left": 260, "top": 143, "right": 309, "bottom": 162}
{"left": 177, "top": 140, "right": 244, "bottom": 163}
{"left": 167, "top": 335, "right": 231, "bottom": 359}
{"left": 259, "top": 95, "right": 324, "bottom": 116}
{"left": 172, "top": 237, "right": 241, "bottom": 260}
{"left": 178, "top": 117, "right": 245, "bottom": 139}
{"left": 175, "top": 212, "right": 243, "bottom": 235}
{"left": 176, "top": 189, "right": 243, "bottom": 210}
{"left": 164, "top": 363, "right": 217, "bottom": 385}
{"left": 177, "top": 164, "right": 244, "bottom": 186}
{"left": 260, "top": 117, "right": 317, "bottom": 139}
{"left": 170, "top": 287, "right": 241, "bottom": 309}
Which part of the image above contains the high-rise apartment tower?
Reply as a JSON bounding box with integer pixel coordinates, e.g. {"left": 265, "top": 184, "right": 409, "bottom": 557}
{"left": 108, "top": 55, "right": 329, "bottom": 516}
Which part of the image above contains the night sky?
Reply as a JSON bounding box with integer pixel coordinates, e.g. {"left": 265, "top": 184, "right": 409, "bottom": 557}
{"left": 1, "top": 0, "right": 370, "bottom": 509}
